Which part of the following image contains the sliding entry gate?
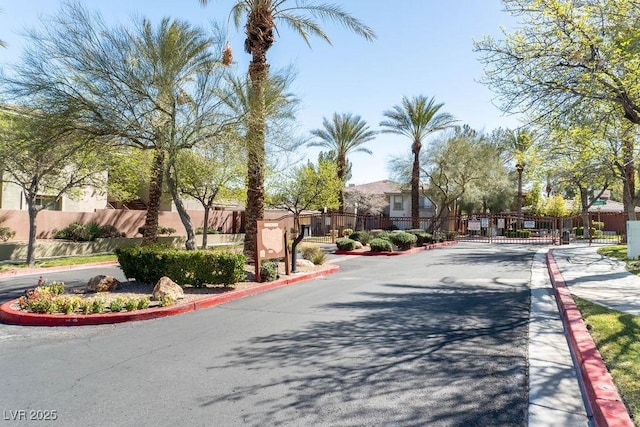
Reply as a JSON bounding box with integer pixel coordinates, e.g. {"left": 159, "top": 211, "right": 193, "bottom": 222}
{"left": 448, "top": 214, "right": 560, "bottom": 244}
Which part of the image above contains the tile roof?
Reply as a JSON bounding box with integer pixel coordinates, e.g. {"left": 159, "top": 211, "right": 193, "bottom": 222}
{"left": 344, "top": 180, "right": 404, "bottom": 195}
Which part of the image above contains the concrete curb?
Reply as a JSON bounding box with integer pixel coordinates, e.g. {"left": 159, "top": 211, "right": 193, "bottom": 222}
{"left": 546, "top": 250, "right": 633, "bottom": 427}
{"left": 0, "top": 265, "right": 340, "bottom": 327}
{"left": 335, "top": 240, "right": 457, "bottom": 256}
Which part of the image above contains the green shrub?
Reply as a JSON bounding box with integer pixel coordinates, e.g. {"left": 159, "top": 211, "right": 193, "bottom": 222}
{"left": 79, "top": 300, "right": 93, "bottom": 314}
{"left": 92, "top": 299, "right": 106, "bottom": 314}
{"left": 260, "top": 261, "right": 279, "bottom": 282}
{"left": 58, "top": 296, "right": 81, "bottom": 315}
{"left": 406, "top": 230, "right": 433, "bottom": 246}
{"left": 109, "top": 298, "right": 125, "bottom": 313}
{"left": 137, "top": 226, "right": 176, "bottom": 236}
{"left": 335, "top": 238, "right": 357, "bottom": 251}
{"left": 0, "top": 226, "right": 16, "bottom": 241}
{"left": 312, "top": 251, "right": 326, "bottom": 265}
{"left": 195, "top": 226, "right": 220, "bottom": 235}
{"left": 159, "top": 295, "right": 175, "bottom": 307}
{"left": 301, "top": 245, "right": 321, "bottom": 261}
{"left": 124, "top": 298, "right": 139, "bottom": 312}
{"left": 40, "top": 281, "right": 65, "bottom": 295}
{"left": 54, "top": 222, "right": 125, "bottom": 241}
{"left": 370, "top": 238, "right": 393, "bottom": 252}
{"left": 374, "top": 231, "right": 392, "bottom": 241}
{"left": 389, "top": 231, "right": 417, "bottom": 250}
{"left": 505, "top": 229, "right": 532, "bottom": 238}
{"left": 349, "top": 230, "right": 371, "bottom": 245}
{"left": 115, "top": 244, "right": 245, "bottom": 286}
{"left": 137, "top": 297, "right": 150, "bottom": 310}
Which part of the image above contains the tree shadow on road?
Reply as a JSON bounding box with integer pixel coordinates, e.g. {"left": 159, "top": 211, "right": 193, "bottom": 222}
{"left": 201, "top": 280, "right": 530, "bottom": 427}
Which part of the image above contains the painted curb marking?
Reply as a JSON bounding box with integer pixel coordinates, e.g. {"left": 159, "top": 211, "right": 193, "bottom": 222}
{"left": 546, "top": 250, "right": 633, "bottom": 427}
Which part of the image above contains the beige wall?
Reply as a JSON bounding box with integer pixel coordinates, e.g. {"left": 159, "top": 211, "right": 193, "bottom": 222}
{"left": 0, "top": 208, "right": 251, "bottom": 241}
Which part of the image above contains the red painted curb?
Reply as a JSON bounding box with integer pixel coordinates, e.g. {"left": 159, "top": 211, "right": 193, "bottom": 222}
{"left": 546, "top": 250, "right": 633, "bottom": 427}
{"left": 0, "top": 265, "right": 340, "bottom": 327}
{"left": 335, "top": 240, "right": 457, "bottom": 256}
{"left": 0, "top": 261, "right": 120, "bottom": 278}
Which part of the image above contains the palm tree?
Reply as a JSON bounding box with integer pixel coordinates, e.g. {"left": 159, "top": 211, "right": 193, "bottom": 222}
{"left": 380, "top": 95, "right": 457, "bottom": 228}
{"left": 200, "top": 0, "right": 375, "bottom": 261}
{"left": 509, "top": 129, "right": 534, "bottom": 222}
{"left": 309, "top": 113, "right": 376, "bottom": 211}
{"left": 131, "top": 18, "right": 218, "bottom": 246}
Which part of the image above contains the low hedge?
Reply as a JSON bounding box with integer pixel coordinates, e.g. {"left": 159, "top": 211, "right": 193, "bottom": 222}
{"left": 370, "top": 238, "right": 393, "bottom": 252}
{"left": 115, "top": 244, "right": 245, "bottom": 286}
{"left": 336, "top": 238, "right": 357, "bottom": 251}
{"left": 505, "top": 229, "right": 532, "bottom": 238}
{"left": 349, "top": 230, "right": 371, "bottom": 245}
{"left": 389, "top": 231, "right": 417, "bottom": 250}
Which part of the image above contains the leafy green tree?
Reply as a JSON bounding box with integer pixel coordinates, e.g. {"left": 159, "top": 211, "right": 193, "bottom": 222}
{"left": 381, "top": 95, "right": 457, "bottom": 227}
{"left": 544, "top": 194, "right": 568, "bottom": 217}
{"left": 176, "top": 139, "right": 246, "bottom": 249}
{"left": 2, "top": 5, "right": 232, "bottom": 248}
{"left": 269, "top": 159, "right": 341, "bottom": 230}
{"left": 200, "top": 0, "right": 375, "bottom": 261}
{"left": 0, "top": 107, "right": 111, "bottom": 265}
{"left": 309, "top": 112, "right": 376, "bottom": 211}
{"left": 475, "top": 0, "right": 640, "bottom": 127}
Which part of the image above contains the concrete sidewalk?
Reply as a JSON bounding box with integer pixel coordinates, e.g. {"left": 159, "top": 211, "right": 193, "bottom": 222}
{"left": 547, "top": 243, "right": 637, "bottom": 427}
{"left": 551, "top": 244, "right": 640, "bottom": 315}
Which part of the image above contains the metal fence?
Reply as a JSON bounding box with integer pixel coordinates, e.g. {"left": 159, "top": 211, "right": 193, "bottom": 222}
{"left": 294, "top": 211, "right": 627, "bottom": 245}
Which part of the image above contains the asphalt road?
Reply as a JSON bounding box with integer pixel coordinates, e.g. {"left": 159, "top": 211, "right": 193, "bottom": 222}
{"left": 0, "top": 244, "right": 535, "bottom": 426}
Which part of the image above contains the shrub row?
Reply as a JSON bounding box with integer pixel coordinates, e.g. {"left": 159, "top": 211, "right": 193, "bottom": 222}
{"left": 505, "top": 229, "right": 532, "bottom": 238}
{"left": 115, "top": 244, "right": 245, "bottom": 286}
{"left": 18, "top": 281, "right": 151, "bottom": 314}
{"left": 54, "top": 222, "right": 126, "bottom": 241}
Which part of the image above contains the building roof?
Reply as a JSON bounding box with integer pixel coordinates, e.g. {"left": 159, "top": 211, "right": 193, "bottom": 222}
{"left": 344, "top": 180, "right": 404, "bottom": 195}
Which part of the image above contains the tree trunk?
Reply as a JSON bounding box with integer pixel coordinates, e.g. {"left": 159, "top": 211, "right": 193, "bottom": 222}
{"left": 143, "top": 149, "right": 165, "bottom": 245}
{"left": 26, "top": 204, "right": 38, "bottom": 266}
{"left": 411, "top": 140, "right": 421, "bottom": 229}
{"left": 337, "top": 153, "right": 346, "bottom": 212}
{"left": 202, "top": 206, "right": 210, "bottom": 249}
{"left": 516, "top": 165, "right": 524, "bottom": 228}
{"left": 244, "top": 60, "right": 268, "bottom": 262}
{"left": 166, "top": 155, "right": 196, "bottom": 250}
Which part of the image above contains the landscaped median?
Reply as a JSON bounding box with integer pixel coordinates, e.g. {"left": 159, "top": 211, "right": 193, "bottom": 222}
{"left": 0, "top": 264, "right": 339, "bottom": 327}
{"left": 335, "top": 240, "right": 457, "bottom": 256}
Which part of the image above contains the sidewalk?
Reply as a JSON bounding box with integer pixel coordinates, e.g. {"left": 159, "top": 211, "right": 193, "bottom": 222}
{"left": 547, "top": 243, "right": 638, "bottom": 427}
{"left": 551, "top": 244, "right": 640, "bottom": 315}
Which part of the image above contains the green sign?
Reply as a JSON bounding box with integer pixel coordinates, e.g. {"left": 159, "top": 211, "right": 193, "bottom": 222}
{"left": 592, "top": 199, "right": 606, "bottom": 206}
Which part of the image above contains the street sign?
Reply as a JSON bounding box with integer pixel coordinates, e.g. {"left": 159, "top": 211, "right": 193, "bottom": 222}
{"left": 592, "top": 199, "right": 606, "bottom": 206}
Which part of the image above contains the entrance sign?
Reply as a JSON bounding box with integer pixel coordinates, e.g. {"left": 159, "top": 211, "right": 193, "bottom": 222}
{"left": 524, "top": 220, "right": 535, "bottom": 229}
{"left": 256, "top": 220, "right": 290, "bottom": 282}
{"left": 497, "top": 218, "right": 505, "bottom": 229}
{"left": 468, "top": 220, "right": 481, "bottom": 231}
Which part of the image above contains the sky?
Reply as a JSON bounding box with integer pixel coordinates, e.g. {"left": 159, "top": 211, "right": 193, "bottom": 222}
{"left": 0, "top": 0, "right": 521, "bottom": 185}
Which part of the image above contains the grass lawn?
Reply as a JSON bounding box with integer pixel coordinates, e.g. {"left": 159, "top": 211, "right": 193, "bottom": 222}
{"left": 0, "top": 254, "right": 118, "bottom": 271}
{"left": 574, "top": 296, "right": 640, "bottom": 423}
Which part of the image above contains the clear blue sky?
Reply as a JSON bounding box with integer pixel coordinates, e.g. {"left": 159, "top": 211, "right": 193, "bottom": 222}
{"left": 0, "top": 0, "right": 521, "bottom": 185}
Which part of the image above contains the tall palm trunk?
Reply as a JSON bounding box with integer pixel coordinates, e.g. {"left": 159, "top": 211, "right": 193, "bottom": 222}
{"left": 143, "top": 149, "right": 165, "bottom": 244}
{"left": 243, "top": 6, "right": 273, "bottom": 262}
{"left": 411, "top": 139, "right": 421, "bottom": 228}
{"left": 337, "top": 154, "right": 347, "bottom": 213}
{"left": 516, "top": 163, "right": 524, "bottom": 228}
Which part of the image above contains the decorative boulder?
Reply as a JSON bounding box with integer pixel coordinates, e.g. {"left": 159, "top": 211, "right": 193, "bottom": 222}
{"left": 152, "top": 277, "right": 184, "bottom": 301}
{"left": 354, "top": 241, "right": 364, "bottom": 249}
{"left": 87, "top": 275, "right": 121, "bottom": 293}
